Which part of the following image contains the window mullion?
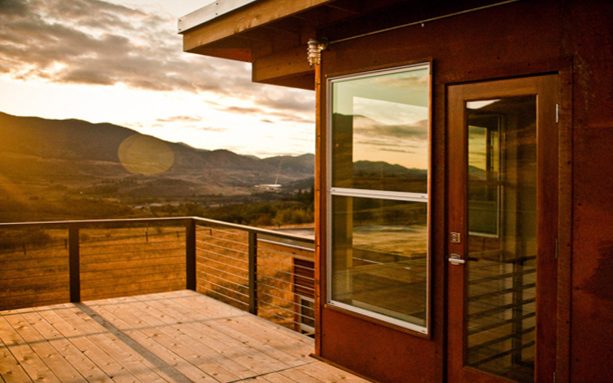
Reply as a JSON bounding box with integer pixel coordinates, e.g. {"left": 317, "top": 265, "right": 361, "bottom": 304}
{"left": 330, "top": 187, "right": 428, "bottom": 202}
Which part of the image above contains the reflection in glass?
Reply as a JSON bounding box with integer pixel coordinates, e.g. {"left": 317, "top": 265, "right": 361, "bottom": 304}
{"left": 331, "top": 66, "right": 429, "bottom": 193}
{"left": 465, "top": 96, "right": 537, "bottom": 382}
{"left": 331, "top": 196, "right": 427, "bottom": 327}
{"left": 329, "top": 64, "right": 430, "bottom": 332}
{"left": 468, "top": 114, "right": 501, "bottom": 236}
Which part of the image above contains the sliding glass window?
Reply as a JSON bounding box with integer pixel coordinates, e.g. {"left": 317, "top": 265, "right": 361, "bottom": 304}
{"left": 327, "top": 64, "right": 430, "bottom": 333}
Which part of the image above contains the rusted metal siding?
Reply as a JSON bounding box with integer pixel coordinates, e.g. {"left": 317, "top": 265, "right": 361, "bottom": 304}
{"left": 565, "top": 2, "right": 613, "bottom": 382}
{"left": 318, "top": 1, "right": 612, "bottom": 382}
{"left": 322, "top": 308, "right": 437, "bottom": 382}
{"left": 181, "top": 0, "right": 612, "bottom": 380}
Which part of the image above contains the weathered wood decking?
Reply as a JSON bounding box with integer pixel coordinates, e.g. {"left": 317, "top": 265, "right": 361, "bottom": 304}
{"left": 0, "top": 290, "right": 367, "bottom": 383}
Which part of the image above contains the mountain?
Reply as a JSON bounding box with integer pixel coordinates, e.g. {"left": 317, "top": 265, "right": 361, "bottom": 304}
{"left": 262, "top": 153, "right": 315, "bottom": 179}
{"left": 0, "top": 112, "right": 314, "bottom": 190}
{"left": 0, "top": 111, "right": 314, "bottom": 223}
{"left": 354, "top": 160, "right": 426, "bottom": 177}
{"left": 350, "top": 160, "right": 427, "bottom": 193}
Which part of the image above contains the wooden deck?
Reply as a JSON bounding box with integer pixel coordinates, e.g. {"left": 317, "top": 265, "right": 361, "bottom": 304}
{"left": 0, "top": 290, "right": 367, "bottom": 383}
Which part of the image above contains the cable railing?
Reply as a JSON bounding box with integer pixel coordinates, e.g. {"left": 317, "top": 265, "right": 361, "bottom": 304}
{"left": 0, "top": 217, "right": 315, "bottom": 334}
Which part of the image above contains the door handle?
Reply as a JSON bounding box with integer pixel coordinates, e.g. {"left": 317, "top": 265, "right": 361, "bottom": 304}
{"left": 448, "top": 253, "right": 466, "bottom": 265}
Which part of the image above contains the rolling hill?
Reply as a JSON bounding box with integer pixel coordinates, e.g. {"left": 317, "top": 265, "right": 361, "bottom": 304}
{"left": 0, "top": 112, "right": 314, "bottom": 221}
{"left": 0, "top": 112, "right": 314, "bottom": 189}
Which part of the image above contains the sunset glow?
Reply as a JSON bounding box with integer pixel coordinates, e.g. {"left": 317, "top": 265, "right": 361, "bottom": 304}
{"left": 0, "top": 0, "right": 315, "bottom": 157}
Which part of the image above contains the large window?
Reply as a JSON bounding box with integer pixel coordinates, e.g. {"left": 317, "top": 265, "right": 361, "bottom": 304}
{"left": 327, "top": 64, "right": 430, "bottom": 333}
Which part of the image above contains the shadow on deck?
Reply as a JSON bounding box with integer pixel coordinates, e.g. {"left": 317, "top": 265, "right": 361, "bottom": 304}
{"left": 0, "top": 290, "right": 367, "bottom": 382}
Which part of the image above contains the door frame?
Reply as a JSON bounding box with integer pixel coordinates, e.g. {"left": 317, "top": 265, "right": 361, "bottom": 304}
{"left": 446, "top": 75, "right": 561, "bottom": 382}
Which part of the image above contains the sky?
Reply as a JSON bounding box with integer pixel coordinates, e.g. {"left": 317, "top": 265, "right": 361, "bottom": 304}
{"left": 0, "top": 0, "right": 315, "bottom": 158}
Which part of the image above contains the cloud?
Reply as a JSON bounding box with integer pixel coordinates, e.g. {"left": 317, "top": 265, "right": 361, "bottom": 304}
{"left": 195, "top": 126, "right": 226, "bottom": 132}
{"left": 258, "top": 91, "right": 313, "bottom": 113}
{"left": 156, "top": 115, "right": 201, "bottom": 123}
{"left": 0, "top": 0, "right": 316, "bottom": 146}
{"left": 269, "top": 110, "right": 313, "bottom": 124}
{"left": 355, "top": 139, "right": 423, "bottom": 150}
{"left": 214, "top": 99, "right": 314, "bottom": 126}
{"left": 225, "top": 106, "right": 261, "bottom": 114}
{"left": 0, "top": 0, "right": 27, "bottom": 15}
{"left": 380, "top": 147, "right": 422, "bottom": 153}
{"left": 0, "top": 0, "right": 251, "bottom": 94}
{"left": 354, "top": 115, "right": 428, "bottom": 141}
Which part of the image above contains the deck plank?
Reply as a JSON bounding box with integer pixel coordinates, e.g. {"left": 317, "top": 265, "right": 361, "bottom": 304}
{"left": 69, "top": 303, "right": 172, "bottom": 382}
{"left": 145, "top": 292, "right": 313, "bottom": 371}
{"left": 0, "top": 290, "right": 369, "bottom": 383}
{"left": 135, "top": 295, "right": 295, "bottom": 376}
{"left": 0, "top": 339, "right": 33, "bottom": 383}
{"left": 256, "top": 373, "right": 297, "bottom": 383}
{"left": 3, "top": 313, "right": 84, "bottom": 382}
{"left": 90, "top": 297, "right": 233, "bottom": 382}
{"left": 43, "top": 307, "right": 140, "bottom": 383}
{"left": 87, "top": 302, "right": 215, "bottom": 383}
{"left": 129, "top": 301, "right": 260, "bottom": 382}
{"left": 23, "top": 310, "right": 114, "bottom": 382}
{"left": 122, "top": 298, "right": 249, "bottom": 381}
{"left": 294, "top": 362, "right": 369, "bottom": 382}
{"left": 279, "top": 366, "right": 327, "bottom": 383}
{"left": 0, "top": 316, "right": 61, "bottom": 382}
{"left": 206, "top": 318, "right": 311, "bottom": 368}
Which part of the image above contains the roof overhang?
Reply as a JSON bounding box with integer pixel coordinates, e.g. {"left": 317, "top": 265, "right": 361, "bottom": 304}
{"left": 178, "top": 0, "right": 259, "bottom": 33}
{"left": 179, "top": 0, "right": 520, "bottom": 90}
{"left": 179, "top": 0, "right": 335, "bottom": 90}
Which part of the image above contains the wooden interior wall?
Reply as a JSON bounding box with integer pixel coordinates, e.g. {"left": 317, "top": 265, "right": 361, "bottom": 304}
{"left": 316, "top": 1, "right": 612, "bottom": 382}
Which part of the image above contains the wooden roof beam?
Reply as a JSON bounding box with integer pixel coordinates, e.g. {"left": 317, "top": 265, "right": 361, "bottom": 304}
{"left": 252, "top": 45, "right": 314, "bottom": 90}
{"left": 182, "top": 0, "right": 331, "bottom": 54}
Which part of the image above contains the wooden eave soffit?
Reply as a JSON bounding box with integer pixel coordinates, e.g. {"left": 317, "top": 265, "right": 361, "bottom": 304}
{"left": 181, "top": 0, "right": 333, "bottom": 90}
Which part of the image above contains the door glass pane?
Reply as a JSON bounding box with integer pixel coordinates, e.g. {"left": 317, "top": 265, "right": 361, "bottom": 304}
{"left": 465, "top": 96, "right": 537, "bottom": 382}
{"left": 331, "top": 195, "right": 427, "bottom": 328}
{"left": 468, "top": 113, "right": 500, "bottom": 237}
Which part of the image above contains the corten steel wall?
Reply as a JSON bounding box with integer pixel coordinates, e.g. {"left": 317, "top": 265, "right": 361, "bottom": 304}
{"left": 316, "top": 1, "right": 612, "bottom": 382}
{"left": 564, "top": 2, "right": 613, "bottom": 382}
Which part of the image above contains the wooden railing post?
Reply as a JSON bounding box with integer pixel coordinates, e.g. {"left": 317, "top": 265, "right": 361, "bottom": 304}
{"left": 186, "top": 219, "right": 196, "bottom": 290}
{"left": 248, "top": 231, "right": 258, "bottom": 315}
{"left": 68, "top": 225, "right": 80, "bottom": 302}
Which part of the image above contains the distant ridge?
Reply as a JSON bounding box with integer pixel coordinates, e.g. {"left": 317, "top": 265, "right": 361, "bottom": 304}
{"left": 0, "top": 111, "right": 315, "bottom": 193}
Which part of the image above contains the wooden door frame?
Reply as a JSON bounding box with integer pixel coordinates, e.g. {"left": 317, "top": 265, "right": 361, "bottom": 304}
{"left": 446, "top": 75, "right": 561, "bottom": 382}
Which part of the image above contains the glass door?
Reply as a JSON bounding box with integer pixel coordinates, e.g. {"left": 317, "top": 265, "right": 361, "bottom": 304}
{"left": 447, "top": 76, "right": 559, "bottom": 382}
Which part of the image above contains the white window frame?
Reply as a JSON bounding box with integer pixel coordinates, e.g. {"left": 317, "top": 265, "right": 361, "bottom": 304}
{"left": 325, "top": 63, "right": 431, "bottom": 335}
